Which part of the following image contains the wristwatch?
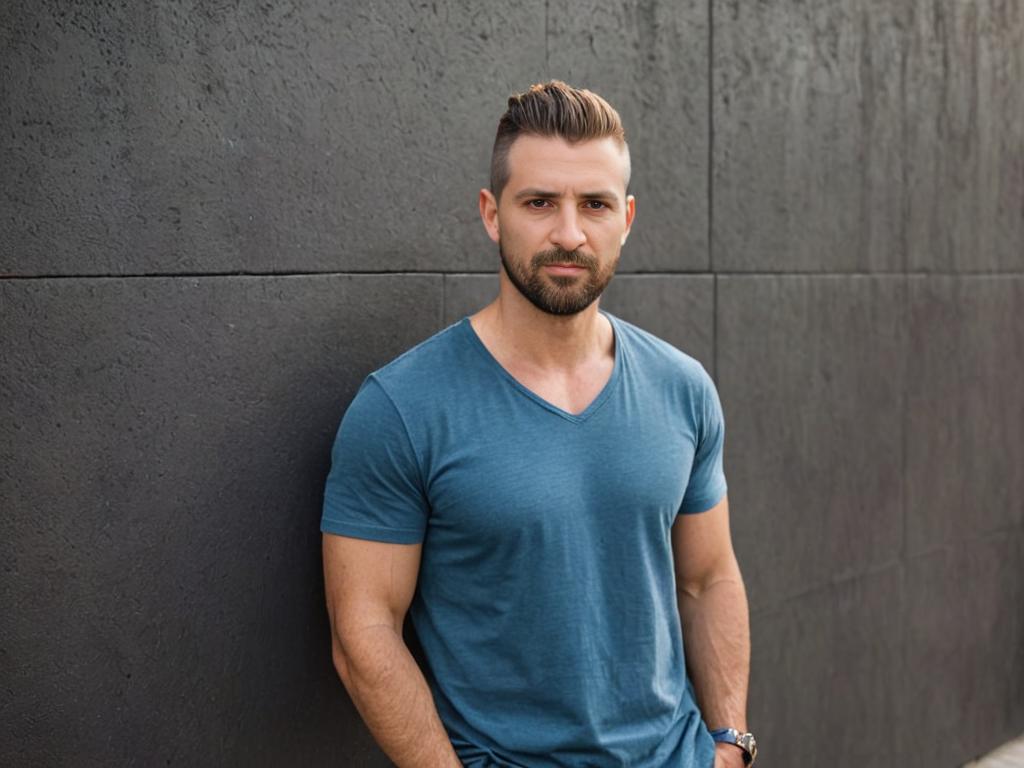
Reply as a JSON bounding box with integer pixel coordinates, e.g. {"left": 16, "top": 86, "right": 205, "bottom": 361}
{"left": 709, "top": 728, "right": 757, "bottom": 766}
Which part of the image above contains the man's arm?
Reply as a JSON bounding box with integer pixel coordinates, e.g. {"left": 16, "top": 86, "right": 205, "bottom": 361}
{"left": 323, "top": 533, "right": 461, "bottom": 768}
{"left": 672, "top": 494, "right": 751, "bottom": 768}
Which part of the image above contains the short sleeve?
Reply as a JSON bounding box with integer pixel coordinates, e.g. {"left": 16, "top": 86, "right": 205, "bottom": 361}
{"left": 320, "top": 376, "right": 429, "bottom": 543}
{"left": 678, "top": 368, "right": 728, "bottom": 514}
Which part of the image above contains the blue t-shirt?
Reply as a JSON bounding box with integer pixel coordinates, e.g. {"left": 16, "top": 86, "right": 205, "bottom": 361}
{"left": 321, "top": 310, "right": 727, "bottom": 768}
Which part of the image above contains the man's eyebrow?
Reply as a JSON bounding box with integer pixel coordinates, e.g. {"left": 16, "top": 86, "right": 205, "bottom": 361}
{"left": 514, "top": 189, "right": 558, "bottom": 200}
{"left": 579, "top": 190, "right": 618, "bottom": 201}
{"left": 513, "top": 188, "right": 619, "bottom": 201}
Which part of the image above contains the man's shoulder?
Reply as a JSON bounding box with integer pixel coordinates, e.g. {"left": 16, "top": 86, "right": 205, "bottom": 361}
{"left": 367, "top": 319, "right": 471, "bottom": 399}
{"left": 609, "top": 312, "right": 711, "bottom": 386}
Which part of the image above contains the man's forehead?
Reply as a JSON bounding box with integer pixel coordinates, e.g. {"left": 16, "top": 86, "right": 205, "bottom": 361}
{"left": 504, "top": 135, "right": 629, "bottom": 194}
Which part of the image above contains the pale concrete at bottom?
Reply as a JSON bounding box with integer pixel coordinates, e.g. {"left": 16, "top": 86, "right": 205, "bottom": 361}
{"left": 964, "top": 735, "right": 1024, "bottom": 767}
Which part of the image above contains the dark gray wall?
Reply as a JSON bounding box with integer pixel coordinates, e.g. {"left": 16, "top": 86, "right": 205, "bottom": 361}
{"left": 2, "top": 2, "right": 1021, "bottom": 767}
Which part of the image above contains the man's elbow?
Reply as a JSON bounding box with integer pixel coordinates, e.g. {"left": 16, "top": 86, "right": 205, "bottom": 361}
{"left": 331, "top": 637, "right": 353, "bottom": 688}
{"left": 676, "top": 554, "right": 744, "bottom": 601}
{"left": 329, "top": 620, "right": 405, "bottom": 692}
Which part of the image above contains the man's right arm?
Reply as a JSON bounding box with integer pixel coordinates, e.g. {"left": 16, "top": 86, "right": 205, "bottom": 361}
{"left": 323, "top": 532, "right": 461, "bottom": 767}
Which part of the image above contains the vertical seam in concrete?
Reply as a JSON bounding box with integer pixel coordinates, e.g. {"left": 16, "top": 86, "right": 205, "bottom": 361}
{"left": 441, "top": 273, "right": 447, "bottom": 327}
{"left": 712, "top": 274, "right": 719, "bottom": 382}
{"left": 896, "top": 544, "right": 907, "bottom": 762}
{"left": 544, "top": 0, "right": 550, "bottom": 70}
{"left": 899, "top": 4, "right": 910, "bottom": 276}
{"left": 897, "top": 272, "right": 909, "bottom": 753}
{"left": 708, "top": 0, "right": 717, "bottom": 382}
{"left": 707, "top": 0, "right": 714, "bottom": 274}
{"left": 900, "top": 275, "right": 909, "bottom": 563}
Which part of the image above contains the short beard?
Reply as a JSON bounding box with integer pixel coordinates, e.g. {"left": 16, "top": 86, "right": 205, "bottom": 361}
{"left": 499, "top": 242, "right": 618, "bottom": 316}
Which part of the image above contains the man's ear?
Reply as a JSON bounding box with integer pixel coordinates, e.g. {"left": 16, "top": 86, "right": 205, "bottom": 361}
{"left": 479, "top": 189, "right": 500, "bottom": 244}
{"left": 621, "top": 194, "right": 636, "bottom": 246}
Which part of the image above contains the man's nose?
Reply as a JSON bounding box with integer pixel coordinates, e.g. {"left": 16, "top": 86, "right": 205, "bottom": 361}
{"left": 549, "top": 208, "right": 587, "bottom": 252}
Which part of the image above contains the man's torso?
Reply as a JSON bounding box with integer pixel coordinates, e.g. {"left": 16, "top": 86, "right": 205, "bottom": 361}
{"left": 322, "top": 311, "right": 724, "bottom": 767}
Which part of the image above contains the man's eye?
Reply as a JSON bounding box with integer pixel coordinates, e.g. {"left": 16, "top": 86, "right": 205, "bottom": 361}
{"left": 584, "top": 201, "right": 607, "bottom": 210}
{"left": 527, "top": 199, "right": 550, "bottom": 209}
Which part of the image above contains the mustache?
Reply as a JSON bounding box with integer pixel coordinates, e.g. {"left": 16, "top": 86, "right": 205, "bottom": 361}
{"left": 531, "top": 248, "right": 597, "bottom": 269}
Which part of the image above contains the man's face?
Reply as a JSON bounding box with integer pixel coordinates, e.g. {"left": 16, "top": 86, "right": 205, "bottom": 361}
{"left": 481, "top": 135, "right": 635, "bottom": 316}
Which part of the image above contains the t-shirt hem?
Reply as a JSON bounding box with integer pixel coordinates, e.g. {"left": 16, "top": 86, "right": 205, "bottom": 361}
{"left": 320, "top": 518, "right": 424, "bottom": 544}
{"left": 678, "top": 484, "right": 728, "bottom": 515}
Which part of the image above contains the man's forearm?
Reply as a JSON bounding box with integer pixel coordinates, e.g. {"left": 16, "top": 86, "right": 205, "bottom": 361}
{"left": 677, "top": 561, "right": 750, "bottom": 731}
{"left": 335, "top": 624, "right": 461, "bottom": 767}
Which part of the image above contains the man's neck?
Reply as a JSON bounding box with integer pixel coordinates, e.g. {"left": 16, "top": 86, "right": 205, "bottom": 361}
{"left": 469, "top": 276, "right": 613, "bottom": 373}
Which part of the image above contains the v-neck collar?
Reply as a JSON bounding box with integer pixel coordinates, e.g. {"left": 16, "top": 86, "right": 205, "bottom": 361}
{"left": 460, "top": 310, "right": 623, "bottom": 424}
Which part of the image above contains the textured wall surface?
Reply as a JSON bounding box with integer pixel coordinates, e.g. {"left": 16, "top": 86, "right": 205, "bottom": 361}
{"left": 2, "top": 2, "right": 1022, "bottom": 767}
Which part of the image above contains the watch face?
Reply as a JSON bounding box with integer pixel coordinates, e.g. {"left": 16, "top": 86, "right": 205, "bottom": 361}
{"left": 737, "top": 733, "right": 757, "bottom": 761}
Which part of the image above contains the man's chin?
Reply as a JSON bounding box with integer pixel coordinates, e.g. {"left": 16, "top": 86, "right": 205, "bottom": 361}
{"left": 545, "top": 275, "right": 587, "bottom": 289}
{"left": 532, "top": 287, "right": 604, "bottom": 316}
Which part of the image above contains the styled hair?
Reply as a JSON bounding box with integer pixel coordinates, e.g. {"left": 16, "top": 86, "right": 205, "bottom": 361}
{"left": 489, "top": 80, "right": 630, "bottom": 199}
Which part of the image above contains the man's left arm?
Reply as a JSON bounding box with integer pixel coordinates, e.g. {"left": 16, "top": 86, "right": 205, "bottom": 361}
{"left": 672, "top": 494, "right": 751, "bottom": 768}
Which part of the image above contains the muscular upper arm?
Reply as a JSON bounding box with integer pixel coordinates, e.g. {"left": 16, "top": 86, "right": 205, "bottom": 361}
{"left": 671, "top": 494, "right": 740, "bottom": 599}
{"left": 322, "top": 533, "right": 422, "bottom": 660}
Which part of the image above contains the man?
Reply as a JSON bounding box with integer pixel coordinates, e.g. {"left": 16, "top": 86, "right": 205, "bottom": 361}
{"left": 321, "top": 81, "right": 754, "bottom": 768}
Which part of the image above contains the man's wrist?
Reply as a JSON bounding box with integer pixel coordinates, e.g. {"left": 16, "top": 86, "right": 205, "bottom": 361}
{"left": 714, "top": 741, "right": 747, "bottom": 766}
{"left": 710, "top": 727, "right": 756, "bottom": 766}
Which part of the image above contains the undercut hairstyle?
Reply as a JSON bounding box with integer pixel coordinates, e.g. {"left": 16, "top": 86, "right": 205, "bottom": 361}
{"left": 490, "top": 80, "right": 630, "bottom": 200}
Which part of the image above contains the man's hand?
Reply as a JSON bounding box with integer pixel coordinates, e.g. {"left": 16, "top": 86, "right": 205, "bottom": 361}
{"left": 713, "top": 742, "right": 748, "bottom": 768}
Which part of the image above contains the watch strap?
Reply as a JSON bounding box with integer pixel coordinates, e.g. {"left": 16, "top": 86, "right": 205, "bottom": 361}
{"left": 710, "top": 727, "right": 756, "bottom": 766}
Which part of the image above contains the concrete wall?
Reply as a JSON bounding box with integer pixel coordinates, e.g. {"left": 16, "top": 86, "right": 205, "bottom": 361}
{"left": 2, "top": 2, "right": 1021, "bottom": 766}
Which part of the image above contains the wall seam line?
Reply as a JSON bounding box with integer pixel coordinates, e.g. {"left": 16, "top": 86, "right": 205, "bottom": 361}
{"left": 712, "top": 274, "right": 719, "bottom": 382}
{"left": 3, "top": 270, "right": 1024, "bottom": 281}
{"left": 707, "top": 0, "right": 714, "bottom": 275}
{"left": 708, "top": 0, "right": 716, "bottom": 383}
{"left": 440, "top": 273, "right": 447, "bottom": 328}
{"left": 544, "top": 0, "right": 550, "bottom": 70}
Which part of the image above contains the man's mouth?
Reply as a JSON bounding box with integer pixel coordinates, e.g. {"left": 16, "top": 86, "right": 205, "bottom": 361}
{"left": 543, "top": 263, "right": 588, "bottom": 275}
